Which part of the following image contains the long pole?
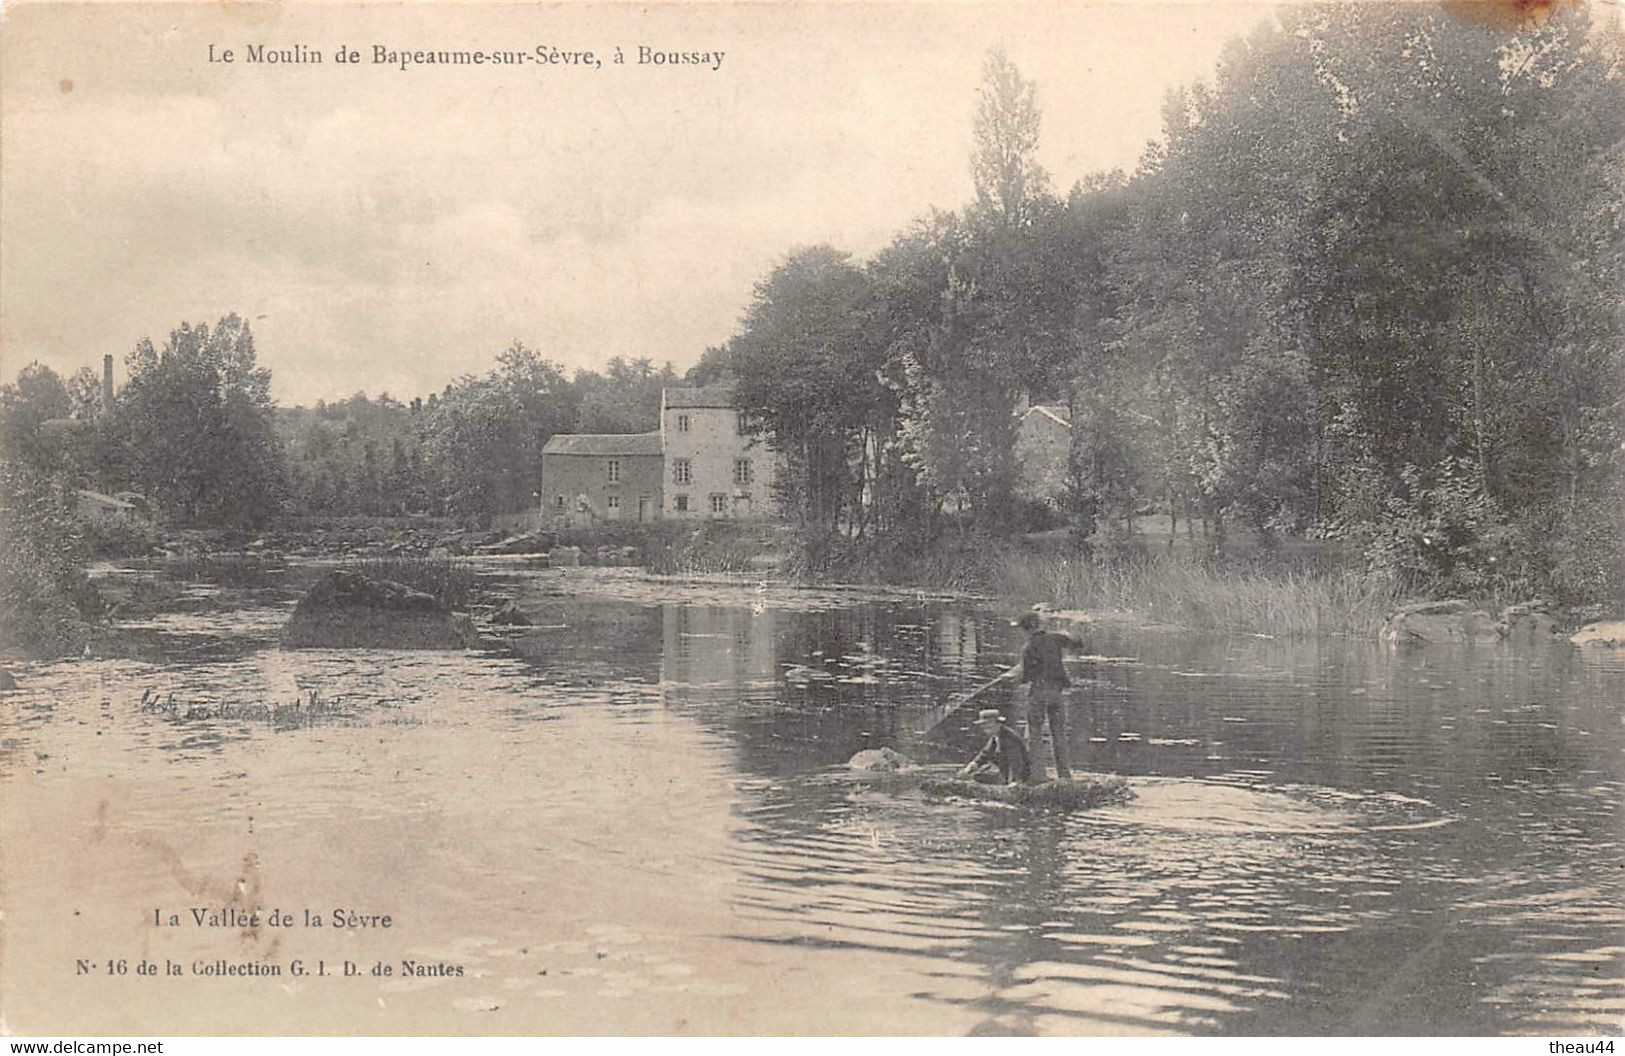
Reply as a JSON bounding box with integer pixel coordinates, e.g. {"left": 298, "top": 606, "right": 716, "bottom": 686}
{"left": 922, "top": 665, "right": 1018, "bottom": 736}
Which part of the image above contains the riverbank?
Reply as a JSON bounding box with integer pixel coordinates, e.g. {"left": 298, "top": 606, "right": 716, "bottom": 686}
{"left": 49, "top": 514, "right": 1606, "bottom": 652}
{"left": 752, "top": 526, "right": 1403, "bottom": 639}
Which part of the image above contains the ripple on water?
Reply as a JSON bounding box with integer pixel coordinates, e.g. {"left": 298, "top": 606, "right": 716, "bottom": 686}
{"left": 5, "top": 569, "right": 1623, "bottom": 1036}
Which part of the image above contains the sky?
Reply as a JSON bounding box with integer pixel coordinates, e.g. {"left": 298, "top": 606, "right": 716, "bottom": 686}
{"left": 1, "top": 1, "right": 1283, "bottom": 407}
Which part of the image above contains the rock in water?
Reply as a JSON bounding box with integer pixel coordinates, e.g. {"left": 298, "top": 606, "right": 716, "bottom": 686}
{"left": 282, "top": 569, "right": 477, "bottom": 650}
{"left": 847, "top": 747, "right": 915, "bottom": 772}
{"left": 1500, "top": 602, "right": 1559, "bottom": 643}
{"left": 0, "top": 668, "right": 16, "bottom": 690}
{"left": 1379, "top": 600, "right": 1501, "bottom": 645}
{"left": 917, "top": 774, "right": 1133, "bottom": 810}
{"left": 1572, "top": 621, "right": 1625, "bottom": 648}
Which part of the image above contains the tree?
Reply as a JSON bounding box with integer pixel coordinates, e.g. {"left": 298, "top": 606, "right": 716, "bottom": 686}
{"left": 0, "top": 363, "right": 73, "bottom": 475}
{"left": 0, "top": 363, "right": 100, "bottom": 655}
{"left": 727, "top": 246, "right": 892, "bottom": 536}
{"left": 573, "top": 357, "right": 678, "bottom": 434}
{"left": 421, "top": 342, "right": 575, "bottom": 523}
{"left": 66, "top": 367, "right": 103, "bottom": 420}
{"left": 972, "top": 47, "right": 1049, "bottom": 230}
{"left": 113, "top": 314, "right": 288, "bottom": 526}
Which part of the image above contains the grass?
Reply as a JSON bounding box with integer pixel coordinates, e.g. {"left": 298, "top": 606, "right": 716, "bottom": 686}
{"left": 350, "top": 556, "right": 478, "bottom": 609}
{"left": 994, "top": 548, "right": 1401, "bottom": 638}
{"left": 642, "top": 521, "right": 786, "bottom": 575}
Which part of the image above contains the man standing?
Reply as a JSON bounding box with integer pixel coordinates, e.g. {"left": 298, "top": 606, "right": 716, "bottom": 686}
{"left": 1009, "top": 610, "right": 1081, "bottom": 781}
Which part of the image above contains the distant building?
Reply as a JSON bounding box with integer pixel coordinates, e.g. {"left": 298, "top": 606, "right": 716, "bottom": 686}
{"left": 539, "top": 383, "right": 778, "bottom": 525}
{"left": 1015, "top": 401, "right": 1071, "bottom": 507}
{"left": 538, "top": 432, "right": 663, "bottom": 527}
{"left": 659, "top": 384, "right": 777, "bottom": 521}
{"left": 74, "top": 489, "right": 142, "bottom": 523}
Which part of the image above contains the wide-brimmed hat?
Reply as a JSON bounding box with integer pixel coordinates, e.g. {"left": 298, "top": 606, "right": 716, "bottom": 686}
{"left": 974, "top": 708, "right": 1002, "bottom": 724}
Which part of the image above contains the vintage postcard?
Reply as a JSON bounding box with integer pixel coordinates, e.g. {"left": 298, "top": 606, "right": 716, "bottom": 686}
{"left": 2, "top": 0, "right": 1622, "bottom": 1040}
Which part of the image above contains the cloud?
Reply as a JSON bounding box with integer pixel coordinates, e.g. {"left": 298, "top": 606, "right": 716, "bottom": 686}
{"left": 2, "top": 1, "right": 1278, "bottom": 404}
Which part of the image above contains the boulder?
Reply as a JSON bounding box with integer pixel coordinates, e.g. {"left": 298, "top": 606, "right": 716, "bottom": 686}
{"left": 847, "top": 747, "right": 915, "bottom": 772}
{"left": 0, "top": 668, "right": 16, "bottom": 690}
{"left": 1499, "top": 602, "right": 1560, "bottom": 643}
{"left": 551, "top": 545, "right": 581, "bottom": 568}
{"left": 1379, "top": 600, "right": 1502, "bottom": 645}
{"left": 282, "top": 569, "right": 476, "bottom": 650}
{"left": 1571, "top": 621, "right": 1625, "bottom": 648}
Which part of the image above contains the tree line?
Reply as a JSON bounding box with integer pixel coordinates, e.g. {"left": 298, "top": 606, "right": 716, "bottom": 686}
{"left": 706, "top": 4, "right": 1622, "bottom": 605}
{"left": 1, "top": 329, "right": 681, "bottom": 527}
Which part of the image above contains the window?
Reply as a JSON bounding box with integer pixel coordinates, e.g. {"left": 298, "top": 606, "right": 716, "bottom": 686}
{"left": 676, "top": 414, "right": 690, "bottom": 432}
{"left": 710, "top": 493, "right": 728, "bottom": 514}
{"left": 672, "top": 459, "right": 691, "bottom": 485}
{"left": 733, "top": 458, "right": 753, "bottom": 485}
{"left": 737, "top": 411, "right": 750, "bottom": 435}
{"left": 606, "top": 495, "right": 621, "bottom": 509}
{"left": 674, "top": 494, "right": 689, "bottom": 513}
{"left": 554, "top": 495, "right": 565, "bottom": 510}
{"left": 606, "top": 459, "right": 620, "bottom": 483}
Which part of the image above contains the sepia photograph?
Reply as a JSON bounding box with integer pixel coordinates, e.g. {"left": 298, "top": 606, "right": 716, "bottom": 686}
{"left": 1, "top": 0, "right": 1622, "bottom": 1040}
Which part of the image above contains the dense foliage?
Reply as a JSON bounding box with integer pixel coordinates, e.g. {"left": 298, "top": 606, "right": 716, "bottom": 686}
{"left": 718, "top": 7, "right": 1623, "bottom": 606}
{"left": 114, "top": 315, "right": 289, "bottom": 526}
{"left": 0, "top": 371, "right": 100, "bottom": 654}
{"left": 277, "top": 352, "right": 677, "bottom": 524}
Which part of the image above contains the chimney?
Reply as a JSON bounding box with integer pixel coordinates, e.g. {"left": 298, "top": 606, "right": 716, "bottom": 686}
{"left": 102, "top": 354, "right": 114, "bottom": 415}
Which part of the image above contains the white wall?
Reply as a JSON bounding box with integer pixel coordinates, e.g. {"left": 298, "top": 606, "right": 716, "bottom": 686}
{"left": 661, "top": 404, "right": 778, "bottom": 520}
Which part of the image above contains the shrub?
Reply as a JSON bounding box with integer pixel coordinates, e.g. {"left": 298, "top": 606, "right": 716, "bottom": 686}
{"left": 643, "top": 522, "right": 762, "bottom": 575}
{"left": 0, "top": 463, "right": 101, "bottom": 655}
{"left": 83, "top": 515, "right": 161, "bottom": 558}
{"left": 1357, "top": 459, "right": 1518, "bottom": 597}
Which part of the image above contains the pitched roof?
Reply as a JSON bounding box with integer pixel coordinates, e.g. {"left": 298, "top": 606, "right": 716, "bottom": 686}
{"left": 542, "top": 432, "right": 663, "bottom": 457}
{"left": 1026, "top": 404, "right": 1071, "bottom": 428}
{"left": 663, "top": 384, "right": 736, "bottom": 410}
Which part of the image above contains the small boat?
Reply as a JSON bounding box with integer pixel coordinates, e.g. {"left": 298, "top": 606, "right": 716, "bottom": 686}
{"left": 916, "top": 774, "right": 1133, "bottom": 809}
{"left": 839, "top": 751, "right": 1133, "bottom": 810}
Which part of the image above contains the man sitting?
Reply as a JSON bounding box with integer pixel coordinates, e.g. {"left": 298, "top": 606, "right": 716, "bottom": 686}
{"left": 958, "top": 708, "right": 1034, "bottom": 785}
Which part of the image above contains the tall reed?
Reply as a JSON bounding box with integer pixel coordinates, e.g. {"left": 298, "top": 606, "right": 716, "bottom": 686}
{"left": 352, "top": 556, "right": 477, "bottom": 608}
{"left": 995, "top": 550, "right": 1399, "bottom": 638}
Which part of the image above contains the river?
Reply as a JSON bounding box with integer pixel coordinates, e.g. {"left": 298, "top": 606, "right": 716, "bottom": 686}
{"left": 1, "top": 563, "right": 1621, "bottom": 1036}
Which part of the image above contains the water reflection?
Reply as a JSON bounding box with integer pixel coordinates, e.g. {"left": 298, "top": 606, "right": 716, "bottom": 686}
{"left": 595, "top": 591, "right": 1622, "bottom": 1035}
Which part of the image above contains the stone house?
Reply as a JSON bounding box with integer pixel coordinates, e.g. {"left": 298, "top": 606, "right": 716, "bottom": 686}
{"left": 538, "top": 432, "right": 663, "bottom": 527}
{"left": 539, "top": 383, "right": 778, "bottom": 525}
{"left": 1015, "top": 402, "right": 1071, "bottom": 507}
{"left": 659, "top": 384, "right": 777, "bottom": 521}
